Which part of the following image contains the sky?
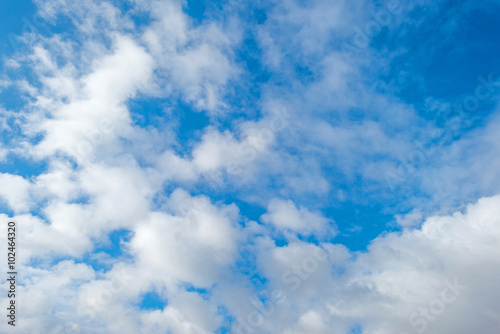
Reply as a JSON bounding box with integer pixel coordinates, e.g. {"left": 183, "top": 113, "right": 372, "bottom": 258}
{"left": 0, "top": 0, "right": 500, "bottom": 333}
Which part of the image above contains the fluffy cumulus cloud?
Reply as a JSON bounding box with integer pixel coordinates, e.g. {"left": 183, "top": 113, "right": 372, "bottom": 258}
{"left": 0, "top": 0, "right": 499, "bottom": 333}
{"left": 261, "top": 198, "right": 334, "bottom": 236}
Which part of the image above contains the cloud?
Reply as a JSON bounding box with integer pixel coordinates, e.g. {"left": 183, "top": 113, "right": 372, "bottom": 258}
{"left": 130, "top": 189, "right": 241, "bottom": 288}
{"left": 30, "top": 35, "right": 154, "bottom": 161}
{"left": 0, "top": 173, "right": 33, "bottom": 213}
{"left": 233, "top": 195, "right": 500, "bottom": 334}
{"left": 395, "top": 208, "right": 424, "bottom": 228}
{"left": 141, "top": 0, "right": 240, "bottom": 112}
{"left": 3, "top": 194, "right": 500, "bottom": 333}
{"left": 261, "top": 198, "right": 334, "bottom": 236}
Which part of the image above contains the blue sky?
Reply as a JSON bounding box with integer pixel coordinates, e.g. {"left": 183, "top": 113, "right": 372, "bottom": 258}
{"left": 1, "top": 0, "right": 500, "bottom": 333}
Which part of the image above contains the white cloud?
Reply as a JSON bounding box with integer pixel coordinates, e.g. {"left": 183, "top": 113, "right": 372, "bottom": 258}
{"left": 130, "top": 189, "right": 241, "bottom": 288}
{"left": 31, "top": 35, "right": 154, "bottom": 161}
{"left": 141, "top": 0, "right": 240, "bottom": 112}
{"left": 11, "top": 195, "right": 500, "bottom": 333}
{"left": 35, "top": 0, "right": 134, "bottom": 34}
{"left": 237, "top": 195, "right": 500, "bottom": 334}
{"left": 0, "top": 173, "right": 33, "bottom": 213}
{"left": 0, "top": 78, "right": 11, "bottom": 90}
{"left": 395, "top": 208, "right": 424, "bottom": 228}
{"left": 261, "top": 198, "right": 334, "bottom": 236}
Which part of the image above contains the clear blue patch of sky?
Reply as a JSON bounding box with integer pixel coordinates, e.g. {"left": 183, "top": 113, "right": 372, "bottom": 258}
{"left": 273, "top": 237, "right": 289, "bottom": 247}
{"left": 325, "top": 202, "right": 397, "bottom": 252}
{"left": 231, "top": 199, "right": 266, "bottom": 223}
{"left": 81, "top": 229, "right": 134, "bottom": 272}
{"left": 0, "top": 0, "right": 75, "bottom": 60}
{"left": 111, "top": 0, "right": 152, "bottom": 29}
{"left": 184, "top": 285, "right": 210, "bottom": 295}
{"left": 237, "top": 34, "right": 272, "bottom": 85}
{"left": 349, "top": 325, "right": 363, "bottom": 334}
{"left": 232, "top": 249, "right": 270, "bottom": 292}
{"left": 182, "top": 284, "right": 212, "bottom": 301}
{"left": 128, "top": 96, "right": 211, "bottom": 155}
{"left": 0, "top": 154, "right": 47, "bottom": 179}
{"left": 0, "top": 202, "right": 14, "bottom": 218}
{"left": 174, "top": 100, "right": 211, "bottom": 151}
{"left": 379, "top": 3, "right": 500, "bottom": 121}
{"left": 183, "top": 0, "right": 262, "bottom": 27}
{"left": 137, "top": 290, "right": 168, "bottom": 310}
{"left": 215, "top": 327, "right": 230, "bottom": 334}
{"left": 183, "top": 0, "right": 208, "bottom": 24}
{"left": 0, "top": 86, "right": 31, "bottom": 112}
{"left": 128, "top": 96, "right": 172, "bottom": 129}
{"left": 0, "top": 0, "right": 39, "bottom": 54}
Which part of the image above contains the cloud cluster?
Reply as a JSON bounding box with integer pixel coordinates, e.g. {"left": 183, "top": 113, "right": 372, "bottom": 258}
{"left": 2, "top": 191, "right": 500, "bottom": 333}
